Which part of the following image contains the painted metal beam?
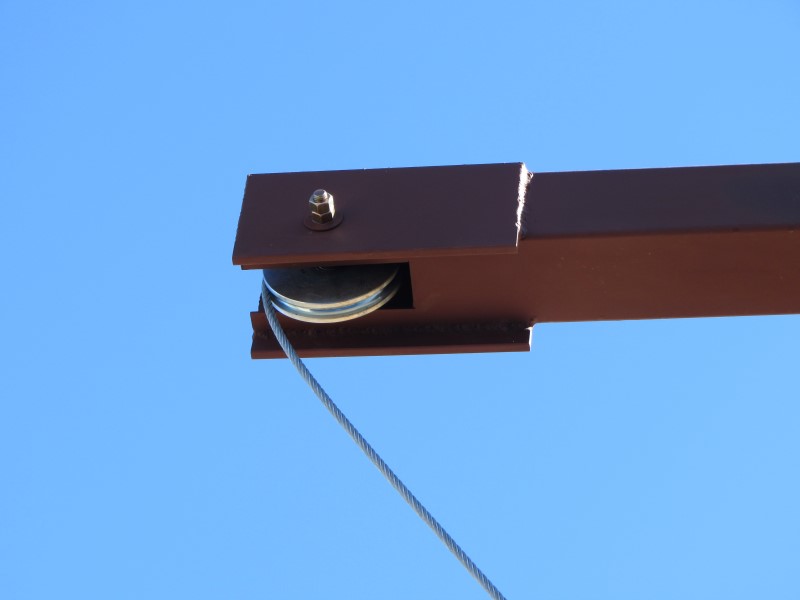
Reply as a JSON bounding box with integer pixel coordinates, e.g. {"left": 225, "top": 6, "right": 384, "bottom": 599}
{"left": 234, "top": 162, "right": 800, "bottom": 358}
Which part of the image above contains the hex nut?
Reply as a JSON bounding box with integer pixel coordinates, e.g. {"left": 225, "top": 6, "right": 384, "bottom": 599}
{"left": 309, "top": 189, "right": 335, "bottom": 223}
{"left": 304, "top": 188, "right": 343, "bottom": 231}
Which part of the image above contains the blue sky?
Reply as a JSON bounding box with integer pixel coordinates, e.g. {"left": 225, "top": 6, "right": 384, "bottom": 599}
{"left": 2, "top": 1, "right": 799, "bottom": 599}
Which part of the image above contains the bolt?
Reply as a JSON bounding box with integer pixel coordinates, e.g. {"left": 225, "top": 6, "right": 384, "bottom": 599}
{"left": 309, "top": 189, "right": 336, "bottom": 224}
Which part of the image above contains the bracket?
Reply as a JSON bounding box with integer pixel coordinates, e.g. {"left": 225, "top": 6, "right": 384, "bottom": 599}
{"left": 233, "top": 161, "right": 800, "bottom": 358}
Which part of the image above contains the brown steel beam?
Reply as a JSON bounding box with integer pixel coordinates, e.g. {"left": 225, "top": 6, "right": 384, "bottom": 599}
{"left": 234, "top": 162, "right": 800, "bottom": 358}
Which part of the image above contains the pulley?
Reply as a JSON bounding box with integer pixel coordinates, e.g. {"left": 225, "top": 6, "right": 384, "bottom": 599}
{"left": 262, "top": 264, "right": 401, "bottom": 324}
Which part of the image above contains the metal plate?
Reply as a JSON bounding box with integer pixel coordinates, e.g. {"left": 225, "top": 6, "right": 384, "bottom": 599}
{"left": 233, "top": 163, "right": 529, "bottom": 268}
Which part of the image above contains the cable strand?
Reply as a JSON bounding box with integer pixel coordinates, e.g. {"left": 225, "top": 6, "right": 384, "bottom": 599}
{"left": 261, "top": 283, "right": 507, "bottom": 600}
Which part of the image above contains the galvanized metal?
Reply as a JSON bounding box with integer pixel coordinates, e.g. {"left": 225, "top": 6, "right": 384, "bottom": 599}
{"left": 233, "top": 162, "right": 800, "bottom": 358}
{"left": 263, "top": 264, "right": 401, "bottom": 323}
{"left": 304, "top": 188, "right": 343, "bottom": 231}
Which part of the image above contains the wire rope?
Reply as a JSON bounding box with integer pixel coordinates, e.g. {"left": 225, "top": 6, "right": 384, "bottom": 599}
{"left": 261, "top": 283, "right": 508, "bottom": 600}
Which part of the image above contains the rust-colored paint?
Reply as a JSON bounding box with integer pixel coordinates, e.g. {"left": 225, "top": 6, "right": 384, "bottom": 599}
{"left": 233, "top": 163, "right": 529, "bottom": 268}
{"left": 234, "top": 162, "right": 800, "bottom": 358}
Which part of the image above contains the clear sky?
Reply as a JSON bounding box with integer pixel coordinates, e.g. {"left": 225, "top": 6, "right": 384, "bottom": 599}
{"left": 2, "top": 1, "right": 799, "bottom": 599}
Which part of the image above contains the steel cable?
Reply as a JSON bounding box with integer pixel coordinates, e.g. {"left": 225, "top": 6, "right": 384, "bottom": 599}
{"left": 262, "top": 283, "right": 508, "bottom": 600}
